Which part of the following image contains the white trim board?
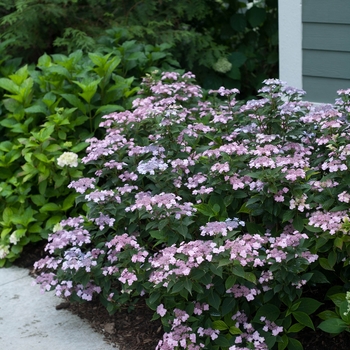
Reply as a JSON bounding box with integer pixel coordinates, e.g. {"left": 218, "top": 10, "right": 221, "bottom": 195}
{"left": 278, "top": 0, "right": 303, "bottom": 89}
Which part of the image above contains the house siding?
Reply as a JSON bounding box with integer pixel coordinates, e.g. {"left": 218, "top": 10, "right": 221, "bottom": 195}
{"left": 302, "top": 0, "right": 350, "bottom": 103}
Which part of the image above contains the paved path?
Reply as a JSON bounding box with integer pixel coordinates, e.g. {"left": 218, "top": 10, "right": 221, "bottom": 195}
{"left": 0, "top": 266, "right": 119, "bottom": 350}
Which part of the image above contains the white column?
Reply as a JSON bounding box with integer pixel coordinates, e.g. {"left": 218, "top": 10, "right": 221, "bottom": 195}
{"left": 278, "top": 0, "right": 303, "bottom": 89}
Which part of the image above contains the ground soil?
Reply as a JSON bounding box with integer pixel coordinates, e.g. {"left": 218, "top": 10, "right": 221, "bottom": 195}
{"left": 14, "top": 241, "right": 350, "bottom": 350}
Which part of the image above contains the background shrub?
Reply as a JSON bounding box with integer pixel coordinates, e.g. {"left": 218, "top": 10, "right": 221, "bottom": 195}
{"left": 0, "top": 0, "right": 278, "bottom": 98}
{"left": 0, "top": 40, "right": 178, "bottom": 266}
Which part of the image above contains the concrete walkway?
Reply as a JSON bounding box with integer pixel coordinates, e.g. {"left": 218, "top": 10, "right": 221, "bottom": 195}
{"left": 0, "top": 266, "right": 119, "bottom": 350}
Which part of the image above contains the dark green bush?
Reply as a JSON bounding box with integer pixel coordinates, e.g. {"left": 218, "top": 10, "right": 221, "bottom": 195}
{"left": 0, "top": 0, "right": 114, "bottom": 61}
{"left": 0, "top": 0, "right": 278, "bottom": 98}
{"left": 116, "top": 0, "right": 279, "bottom": 98}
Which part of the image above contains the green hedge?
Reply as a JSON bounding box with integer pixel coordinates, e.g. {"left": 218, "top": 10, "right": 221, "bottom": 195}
{"left": 0, "top": 38, "right": 178, "bottom": 265}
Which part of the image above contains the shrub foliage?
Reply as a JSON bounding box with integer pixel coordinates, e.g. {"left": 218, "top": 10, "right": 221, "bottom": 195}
{"left": 0, "top": 0, "right": 278, "bottom": 98}
{"left": 0, "top": 40, "right": 178, "bottom": 265}
{"left": 33, "top": 72, "right": 350, "bottom": 349}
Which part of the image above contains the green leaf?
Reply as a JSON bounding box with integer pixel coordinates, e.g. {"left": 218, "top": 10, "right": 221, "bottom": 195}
{"left": 212, "top": 203, "right": 220, "bottom": 214}
{"left": 227, "top": 66, "right": 241, "bottom": 80}
{"left": 150, "top": 230, "right": 165, "bottom": 241}
{"left": 146, "top": 291, "right": 161, "bottom": 309}
{"left": 328, "top": 250, "right": 337, "bottom": 268}
{"left": 96, "top": 104, "right": 124, "bottom": 115}
{"left": 212, "top": 320, "right": 228, "bottom": 331}
{"left": 317, "top": 310, "right": 339, "bottom": 320}
{"left": 287, "top": 323, "right": 305, "bottom": 333}
{"left": 329, "top": 293, "right": 346, "bottom": 307}
{"left": 34, "top": 153, "right": 50, "bottom": 163}
{"left": 183, "top": 278, "right": 192, "bottom": 294}
{"left": 232, "top": 190, "right": 247, "bottom": 198}
{"left": 25, "top": 104, "right": 47, "bottom": 115}
{"left": 317, "top": 318, "right": 348, "bottom": 334}
{"left": 208, "top": 290, "right": 221, "bottom": 310}
{"left": 21, "top": 207, "right": 37, "bottom": 226}
{"left": 214, "top": 334, "right": 231, "bottom": 347}
{"left": 282, "top": 210, "right": 294, "bottom": 223}
{"left": 176, "top": 224, "right": 188, "bottom": 238}
{"left": 42, "top": 92, "right": 56, "bottom": 108}
{"left": 73, "top": 79, "right": 102, "bottom": 104}
{"left": 39, "top": 180, "right": 47, "bottom": 195}
{"left": 278, "top": 334, "right": 289, "bottom": 350}
{"left": 195, "top": 203, "right": 215, "bottom": 217}
{"left": 62, "top": 193, "right": 77, "bottom": 211}
{"left": 292, "top": 216, "right": 304, "bottom": 232}
{"left": 244, "top": 272, "right": 256, "bottom": 284}
{"left": 292, "top": 311, "right": 315, "bottom": 330}
{"left": 225, "top": 275, "right": 237, "bottom": 290}
{"left": 28, "top": 223, "right": 42, "bottom": 233}
{"left": 70, "top": 142, "right": 88, "bottom": 153}
{"left": 11, "top": 244, "right": 23, "bottom": 255}
{"left": 228, "top": 52, "right": 247, "bottom": 68}
{"left": 247, "top": 6, "right": 266, "bottom": 28}
{"left": 218, "top": 258, "right": 231, "bottom": 267}
{"left": 48, "top": 65, "right": 71, "bottom": 78}
{"left": 0, "top": 78, "right": 19, "bottom": 94}
{"left": 61, "top": 94, "right": 87, "bottom": 114}
{"left": 171, "top": 281, "right": 184, "bottom": 294}
{"left": 296, "top": 298, "right": 323, "bottom": 315}
{"left": 38, "top": 53, "right": 52, "bottom": 68}
{"left": 221, "top": 298, "right": 236, "bottom": 316}
{"left": 305, "top": 224, "right": 322, "bottom": 233}
{"left": 287, "top": 337, "right": 303, "bottom": 350}
{"left": 88, "top": 52, "right": 108, "bottom": 66}
{"left": 322, "top": 198, "right": 335, "bottom": 211}
{"left": 31, "top": 194, "right": 46, "bottom": 206}
{"left": 230, "top": 13, "right": 246, "bottom": 32}
{"left": 58, "top": 130, "right": 66, "bottom": 140}
{"left": 237, "top": 202, "right": 252, "bottom": 214}
{"left": 245, "top": 222, "right": 264, "bottom": 234}
{"left": 339, "top": 301, "right": 350, "bottom": 323}
{"left": 334, "top": 237, "right": 343, "bottom": 250}
{"left": 0, "top": 141, "right": 14, "bottom": 152}
{"left": 45, "top": 144, "right": 61, "bottom": 153}
{"left": 151, "top": 52, "right": 167, "bottom": 61}
{"left": 229, "top": 325, "right": 243, "bottom": 335}
{"left": 231, "top": 266, "right": 246, "bottom": 279}
{"left": 2, "top": 207, "right": 13, "bottom": 226}
{"left": 319, "top": 257, "right": 334, "bottom": 271}
{"left": 254, "top": 304, "right": 281, "bottom": 322}
{"left": 39, "top": 202, "right": 61, "bottom": 212}
{"left": 73, "top": 116, "right": 89, "bottom": 127}
{"left": 45, "top": 215, "right": 62, "bottom": 230}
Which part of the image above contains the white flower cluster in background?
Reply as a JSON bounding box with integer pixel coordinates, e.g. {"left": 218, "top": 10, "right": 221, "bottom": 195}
{"left": 212, "top": 57, "right": 232, "bottom": 74}
{"left": 0, "top": 244, "right": 9, "bottom": 259}
{"left": 57, "top": 152, "right": 79, "bottom": 167}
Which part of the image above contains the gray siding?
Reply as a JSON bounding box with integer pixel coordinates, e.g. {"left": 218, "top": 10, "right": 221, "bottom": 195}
{"left": 302, "top": 0, "right": 350, "bottom": 103}
{"left": 302, "top": 0, "right": 350, "bottom": 24}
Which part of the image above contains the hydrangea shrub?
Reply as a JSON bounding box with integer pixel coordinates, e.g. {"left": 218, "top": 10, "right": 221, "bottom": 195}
{"left": 34, "top": 72, "right": 350, "bottom": 349}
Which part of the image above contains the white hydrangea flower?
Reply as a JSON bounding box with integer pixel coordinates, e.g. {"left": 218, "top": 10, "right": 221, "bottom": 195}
{"left": 212, "top": 57, "right": 232, "bottom": 74}
{"left": 9, "top": 233, "right": 19, "bottom": 245}
{"left": 52, "top": 223, "right": 63, "bottom": 232}
{"left": 344, "top": 291, "right": 350, "bottom": 316}
{"left": 57, "top": 152, "right": 78, "bottom": 167}
{"left": 0, "top": 245, "right": 10, "bottom": 259}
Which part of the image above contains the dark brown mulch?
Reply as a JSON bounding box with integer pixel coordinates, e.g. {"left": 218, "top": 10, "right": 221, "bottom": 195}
{"left": 13, "top": 241, "right": 350, "bottom": 350}
{"left": 66, "top": 297, "right": 163, "bottom": 350}
{"left": 14, "top": 241, "right": 163, "bottom": 350}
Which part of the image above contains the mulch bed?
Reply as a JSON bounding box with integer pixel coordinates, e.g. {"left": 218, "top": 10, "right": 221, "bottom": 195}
{"left": 13, "top": 241, "right": 350, "bottom": 350}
